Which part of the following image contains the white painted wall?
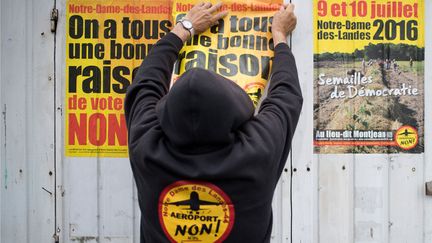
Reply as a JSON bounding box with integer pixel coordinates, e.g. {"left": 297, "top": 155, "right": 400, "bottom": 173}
{"left": 423, "top": 1, "right": 432, "bottom": 242}
{"left": 56, "top": 0, "right": 138, "bottom": 240}
{"left": 290, "top": 0, "right": 317, "bottom": 242}
{"left": 288, "top": 1, "right": 431, "bottom": 243}
{"left": 0, "top": 0, "right": 3, "bottom": 239}
{"left": 1, "top": 0, "right": 56, "bottom": 242}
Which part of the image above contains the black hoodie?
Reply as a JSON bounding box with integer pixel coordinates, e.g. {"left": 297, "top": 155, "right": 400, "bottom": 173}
{"left": 125, "top": 32, "right": 303, "bottom": 243}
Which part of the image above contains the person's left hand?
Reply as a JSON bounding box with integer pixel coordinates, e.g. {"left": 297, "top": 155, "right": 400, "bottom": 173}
{"left": 172, "top": 2, "right": 228, "bottom": 41}
{"left": 185, "top": 2, "right": 228, "bottom": 35}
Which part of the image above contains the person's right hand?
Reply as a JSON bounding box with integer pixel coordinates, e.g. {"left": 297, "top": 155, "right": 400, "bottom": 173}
{"left": 272, "top": 4, "right": 297, "bottom": 46}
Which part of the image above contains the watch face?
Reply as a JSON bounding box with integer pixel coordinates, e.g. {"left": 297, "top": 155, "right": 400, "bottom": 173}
{"left": 182, "top": 20, "right": 193, "bottom": 29}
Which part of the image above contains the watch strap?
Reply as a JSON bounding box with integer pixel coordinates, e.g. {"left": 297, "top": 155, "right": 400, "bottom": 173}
{"left": 177, "top": 18, "right": 194, "bottom": 37}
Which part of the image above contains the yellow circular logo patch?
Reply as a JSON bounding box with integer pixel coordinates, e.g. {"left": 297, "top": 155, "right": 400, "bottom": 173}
{"left": 245, "top": 82, "right": 265, "bottom": 107}
{"left": 158, "top": 181, "right": 235, "bottom": 243}
{"left": 395, "top": 126, "right": 418, "bottom": 150}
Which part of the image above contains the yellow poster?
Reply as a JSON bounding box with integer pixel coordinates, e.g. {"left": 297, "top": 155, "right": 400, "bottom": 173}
{"left": 313, "top": 0, "right": 425, "bottom": 154}
{"left": 66, "top": 0, "right": 172, "bottom": 157}
{"left": 314, "top": 0, "right": 424, "bottom": 54}
{"left": 66, "top": 0, "right": 282, "bottom": 157}
{"left": 172, "top": 0, "right": 282, "bottom": 106}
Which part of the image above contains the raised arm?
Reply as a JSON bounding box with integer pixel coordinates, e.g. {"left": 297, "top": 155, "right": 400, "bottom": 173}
{"left": 251, "top": 4, "right": 303, "bottom": 175}
{"left": 259, "top": 4, "right": 302, "bottom": 122}
{"left": 124, "top": 32, "right": 183, "bottom": 136}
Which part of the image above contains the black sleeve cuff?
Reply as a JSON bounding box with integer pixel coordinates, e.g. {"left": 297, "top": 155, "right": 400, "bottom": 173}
{"left": 274, "top": 42, "right": 290, "bottom": 53}
{"left": 163, "top": 32, "right": 185, "bottom": 51}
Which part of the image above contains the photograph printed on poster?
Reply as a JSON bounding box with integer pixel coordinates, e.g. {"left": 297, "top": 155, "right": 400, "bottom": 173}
{"left": 313, "top": 0, "right": 425, "bottom": 154}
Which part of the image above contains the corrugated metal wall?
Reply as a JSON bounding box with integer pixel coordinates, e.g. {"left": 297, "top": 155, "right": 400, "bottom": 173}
{"left": 56, "top": 0, "right": 146, "bottom": 239}
{"left": 288, "top": 1, "right": 432, "bottom": 243}
{"left": 1, "top": 0, "right": 431, "bottom": 243}
{"left": 1, "top": 0, "right": 56, "bottom": 242}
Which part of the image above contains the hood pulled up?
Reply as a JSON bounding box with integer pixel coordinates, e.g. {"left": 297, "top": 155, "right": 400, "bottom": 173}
{"left": 156, "top": 68, "right": 254, "bottom": 148}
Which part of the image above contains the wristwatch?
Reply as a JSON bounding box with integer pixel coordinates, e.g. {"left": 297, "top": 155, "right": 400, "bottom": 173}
{"left": 177, "top": 18, "right": 195, "bottom": 37}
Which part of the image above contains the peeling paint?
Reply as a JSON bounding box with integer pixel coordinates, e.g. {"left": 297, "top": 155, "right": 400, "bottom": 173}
{"left": 42, "top": 186, "right": 53, "bottom": 195}
{"left": 355, "top": 187, "right": 383, "bottom": 213}
{"left": 70, "top": 236, "right": 99, "bottom": 243}
{"left": 355, "top": 222, "right": 382, "bottom": 241}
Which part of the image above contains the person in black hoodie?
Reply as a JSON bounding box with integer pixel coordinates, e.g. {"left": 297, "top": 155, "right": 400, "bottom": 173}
{"left": 125, "top": 2, "right": 302, "bottom": 243}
